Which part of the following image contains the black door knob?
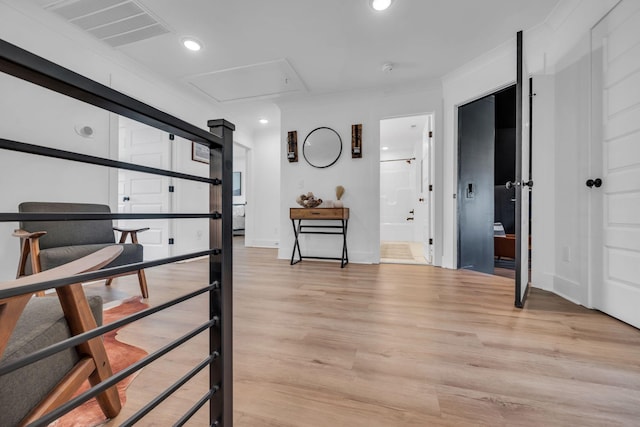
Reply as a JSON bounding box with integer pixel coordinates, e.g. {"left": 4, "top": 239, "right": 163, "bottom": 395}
{"left": 123, "top": 196, "right": 130, "bottom": 202}
{"left": 586, "top": 178, "right": 603, "bottom": 188}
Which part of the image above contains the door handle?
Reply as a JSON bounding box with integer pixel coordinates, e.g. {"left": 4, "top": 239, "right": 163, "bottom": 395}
{"left": 506, "top": 180, "right": 533, "bottom": 189}
{"left": 409, "top": 209, "right": 415, "bottom": 214}
{"left": 123, "top": 196, "right": 130, "bottom": 202}
{"left": 586, "top": 178, "right": 602, "bottom": 188}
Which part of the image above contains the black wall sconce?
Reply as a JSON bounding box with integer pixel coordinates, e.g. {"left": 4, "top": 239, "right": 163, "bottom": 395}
{"left": 287, "top": 130, "right": 298, "bottom": 162}
{"left": 352, "top": 124, "right": 362, "bottom": 158}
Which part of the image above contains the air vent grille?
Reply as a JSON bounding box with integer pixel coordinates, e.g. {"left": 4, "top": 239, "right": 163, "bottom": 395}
{"left": 44, "top": 0, "right": 170, "bottom": 47}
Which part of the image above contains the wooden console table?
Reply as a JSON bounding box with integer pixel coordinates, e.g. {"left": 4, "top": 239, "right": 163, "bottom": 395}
{"left": 290, "top": 208, "right": 349, "bottom": 268}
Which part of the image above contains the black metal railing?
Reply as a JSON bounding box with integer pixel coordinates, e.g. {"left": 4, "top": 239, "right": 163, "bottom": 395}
{"left": 0, "top": 38, "right": 233, "bottom": 426}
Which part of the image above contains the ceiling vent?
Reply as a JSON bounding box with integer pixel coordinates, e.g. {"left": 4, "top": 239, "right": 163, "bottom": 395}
{"left": 40, "top": 0, "right": 170, "bottom": 47}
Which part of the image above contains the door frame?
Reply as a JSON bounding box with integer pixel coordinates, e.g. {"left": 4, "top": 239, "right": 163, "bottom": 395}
{"left": 454, "top": 82, "right": 517, "bottom": 268}
{"left": 378, "top": 112, "right": 436, "bottom": 264}
{"left": 424, "top": 115, "right": 435, "bottom": 263}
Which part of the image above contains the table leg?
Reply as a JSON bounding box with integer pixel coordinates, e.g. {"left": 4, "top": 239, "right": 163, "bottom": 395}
{"left": 290, "top": 219, "right": 302, "bottom": 265}
{"left": 341, "top": 219, "right": 349, "bottom": 268}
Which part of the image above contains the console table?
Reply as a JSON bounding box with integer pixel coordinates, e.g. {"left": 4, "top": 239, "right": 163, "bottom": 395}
{"left": 290, "top": 207, "right": 349, "bottom": 268}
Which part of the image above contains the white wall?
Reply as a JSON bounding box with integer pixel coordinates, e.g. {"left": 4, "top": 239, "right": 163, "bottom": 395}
{"left": 549, "top": 34, "right": 592, "bottom": 304}
{"left": 233, "top": 144, "right": 248, "bottom": 206}
{"left": 0, "top": 63, "right": 114, "bottom": 280}
{"left": 439, "top": 0, "right": 617, "bottom": 309}
{"left": 277, "top": 85, "right": 442, "bottom": 264}
{"left": 530, "top": 4, "right": 617, "bottom": 306}
{"left": 0, "top": 1, "right": 248, "bottom": 279}
{"left": 170, "top": 135, "right": 209, "bottom": 257}
{"left": 245, "top": 127, "right": 281, "bottom": 248}
{"left": 530, "top": 75, "right": 556, "bottom": 291}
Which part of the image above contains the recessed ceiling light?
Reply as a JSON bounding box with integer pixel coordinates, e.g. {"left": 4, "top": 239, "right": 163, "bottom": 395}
{"left": 259, "top": 118, "right": 269, "bottom": 124}
{"left": 371, "top": 0, "right": 393, "bottom": 11}
{"left": 381, "top": 146, "right": 389, "bottom": 151}
{"left": 182, "top": 37, "right": 202, "bottom": 51}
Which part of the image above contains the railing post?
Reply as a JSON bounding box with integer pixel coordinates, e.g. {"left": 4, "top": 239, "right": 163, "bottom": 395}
{"left": 207, "top": 119, "right": 234, "bottom": 426}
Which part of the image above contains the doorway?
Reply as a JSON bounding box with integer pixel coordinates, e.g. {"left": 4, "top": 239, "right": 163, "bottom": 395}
{"left": 233, "top": 143, "right": 248, "bottom": 245}
{"left": 379, "top": 114, "right": 433, "bottom": 265}
{"left": 457, "top": 85, "right": 523, "bottom": 278}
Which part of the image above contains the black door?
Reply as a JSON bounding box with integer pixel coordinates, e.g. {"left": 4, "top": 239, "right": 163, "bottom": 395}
{"left": 458, "top": 96, "right": 495, "bottom": 274}
{"left": 515, "top": 30, "right": 532, "bottom": 307}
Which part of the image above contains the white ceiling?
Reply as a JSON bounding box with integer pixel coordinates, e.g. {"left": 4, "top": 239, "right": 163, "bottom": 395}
{"left": 27, "top": 0, "right": 560, "bottom": 133}
{"left": 380, "top": 114, "right": 428, "bottom": 161}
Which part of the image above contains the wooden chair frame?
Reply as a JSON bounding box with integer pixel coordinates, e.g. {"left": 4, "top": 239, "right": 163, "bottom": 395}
{"left": 0, "top": 247, "right": 123, "bottom": 425}
{"left": 14, "top": 226, "right": 149, "bottom": 298}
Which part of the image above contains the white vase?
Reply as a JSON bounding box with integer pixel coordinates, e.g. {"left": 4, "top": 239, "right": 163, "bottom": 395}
{"left": 333, "top": 200, "right": 343, "bottom": 208}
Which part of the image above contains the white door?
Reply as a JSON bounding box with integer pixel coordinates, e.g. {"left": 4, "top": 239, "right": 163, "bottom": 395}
{"left": 118, "top": 117, "right": 172, "bottom": 260}
{"left": 590, "top": 0, "right": 640, "bottom": 328}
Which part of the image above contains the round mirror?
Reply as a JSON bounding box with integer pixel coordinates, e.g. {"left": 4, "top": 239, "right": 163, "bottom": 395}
{"left": 302, "top": 127, "right": 342, "bottom": 168}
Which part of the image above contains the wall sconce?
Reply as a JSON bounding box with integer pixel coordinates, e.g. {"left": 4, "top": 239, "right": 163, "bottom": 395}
{"left": 352, "top": 124, "right": 362, "bottom": 158}
{"left": 287, "top": 130, "right": 298, "bottom": 162}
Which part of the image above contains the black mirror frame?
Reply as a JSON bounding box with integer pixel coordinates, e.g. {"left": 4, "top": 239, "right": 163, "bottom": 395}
{"left": 302, "top": 127, "right": 343, "bottom": 169}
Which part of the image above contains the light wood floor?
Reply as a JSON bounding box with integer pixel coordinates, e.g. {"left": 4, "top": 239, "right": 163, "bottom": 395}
{"left": 89, "top": 238, "right": 640, "bottom": 426}
{"left": 380, "top": 241, "right": 430, "bottom": 265}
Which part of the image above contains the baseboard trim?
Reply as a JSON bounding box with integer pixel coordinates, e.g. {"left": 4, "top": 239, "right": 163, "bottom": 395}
{"left": 246, "top": 239, "right": 279, "bottom": 249}
{"left": 553, "top": 275, "right": 585, "bottom": 306}
{"left": 530, "top": 272, "right": 554, "bottom": 291}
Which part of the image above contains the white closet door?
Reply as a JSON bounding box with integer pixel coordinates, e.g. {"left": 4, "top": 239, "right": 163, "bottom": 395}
{"left": 591, "top": 0, "right": 640, "bottom": 328}
{"left": 118, "top": 117, "right": 172, "bottom": 260}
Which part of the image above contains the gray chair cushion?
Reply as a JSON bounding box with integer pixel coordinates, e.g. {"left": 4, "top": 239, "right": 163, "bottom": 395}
{"left": 25, "top": 243, "right": 143, "bottom": 275}
{"left": 18, "top": 202, "right": 144, "bottom": 277}
{"left": 19, "top": 202, "right": 116, "bottom": 249}
{"left": 0, "top": 295, "right": 103, "bottom": 427}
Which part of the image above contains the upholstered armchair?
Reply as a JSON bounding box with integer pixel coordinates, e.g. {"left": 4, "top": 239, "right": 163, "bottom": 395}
{"left": 0, "top": 247, "right": 123, "bottom": 426}
{"left": 14, "top": 202, "right": 149, "bottom": 298}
